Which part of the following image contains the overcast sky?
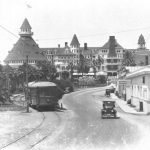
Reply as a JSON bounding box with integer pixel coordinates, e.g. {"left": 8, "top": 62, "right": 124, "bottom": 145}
{"left": 1, "top": 0, "right": 150, "bottom": 63}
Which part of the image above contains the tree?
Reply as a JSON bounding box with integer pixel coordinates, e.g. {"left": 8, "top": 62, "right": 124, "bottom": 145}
{"left": 122, "top": 51, "right": 136, "bottom": 67}
{"left": 0, "top": 65, "right": 6, "bottom": 91}
{"left": 15, "top": 63, "right": 39, "bottom": 93}
{"left": 91, "top": 55, "right": 104, "bottom": 77}
{"left": 78, "top": 53, "right": 90, "bottom": 76}
{"left": 36, "top": 60, "right": 57, "bottom": 81}
{"left": 97, "top": 55, "right": 104, "bottom": 70}
{"left": 66, "top": 61, "right": 74, "bottom": 81}
{"left": 118, "top": 50, "right": 136, "bottom": 78}
{"left": 61, "top": 71, "right": 70, "bottom": 80}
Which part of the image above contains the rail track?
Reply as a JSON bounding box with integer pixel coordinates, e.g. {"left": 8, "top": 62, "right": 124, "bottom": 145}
{"left": 0, "top": 111, "right": 45, "bottom": 150}
{"left": 0, "top": 87, "right": 105, "bottom": 150}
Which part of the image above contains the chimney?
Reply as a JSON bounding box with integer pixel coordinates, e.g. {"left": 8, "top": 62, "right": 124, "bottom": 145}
{"left": 58, "top": 44, "right": 60, "bottom": 48}
{"left": 65, "top": 42, "right": 68, "bottom": 47}
{"left": 84, "top": 43, "right": 87, "bottom": 50}
{"left": 108, "top": 36, "right": 117, "bottom": 57}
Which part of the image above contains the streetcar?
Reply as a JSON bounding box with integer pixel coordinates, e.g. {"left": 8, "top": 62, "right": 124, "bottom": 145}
{"left": 28, "top": 81, "right": 64, "bottom": 109}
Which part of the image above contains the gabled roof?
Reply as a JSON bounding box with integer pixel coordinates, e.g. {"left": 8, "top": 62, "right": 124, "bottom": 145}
{"left": 101, "top": 39, "right": 123, "bottom": 49}
{"left": 20, "top": 18, "right": 32, "bottom": 29}
{"left": 70, "top": 34, "right": 80, "bottom": 47}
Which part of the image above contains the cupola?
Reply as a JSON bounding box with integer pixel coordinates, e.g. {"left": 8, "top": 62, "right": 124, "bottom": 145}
{"left": 138, "top": 34, "right": 146, "bottom": 49}
{"left": 19, "top": 18, "right": 33, "bottom": 37}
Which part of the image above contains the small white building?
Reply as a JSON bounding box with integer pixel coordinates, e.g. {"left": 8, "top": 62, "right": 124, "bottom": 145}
{"left": 126, "top": 66, "right": 150, "bottom": 114}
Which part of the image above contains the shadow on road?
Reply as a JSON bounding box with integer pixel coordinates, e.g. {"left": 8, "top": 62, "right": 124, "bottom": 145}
{"left": 101, "top": 116, "right": 120, "bottom": 119}
{"left": 33, "top": 106, "right": 68, "bottom": 112}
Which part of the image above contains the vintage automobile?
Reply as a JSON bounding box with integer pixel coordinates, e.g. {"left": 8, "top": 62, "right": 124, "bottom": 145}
{"left": 28, "top": 81, "right": 64, "bottom": 109}
{"left": 101, "top": 101, "right": 117, "bottom": 119}
{"left": 106, "top": 83, "right": 116, "bottom": 94}
{"left": 105, "top": 89, "right": 111, "bottom": 97}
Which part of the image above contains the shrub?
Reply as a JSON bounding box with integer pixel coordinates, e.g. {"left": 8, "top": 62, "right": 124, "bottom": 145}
{"left": 53, "top": 79, "right": 74, "bottom": 93}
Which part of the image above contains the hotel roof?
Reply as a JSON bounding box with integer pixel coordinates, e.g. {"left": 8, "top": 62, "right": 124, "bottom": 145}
{"left": 5, "top": 36, "right": 46, "bottom": 62}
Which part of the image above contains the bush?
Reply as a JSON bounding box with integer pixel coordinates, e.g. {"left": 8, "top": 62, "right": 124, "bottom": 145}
{"left": 78, "top": 76, "right": 96, "bottom": 86}
{"left": 53, "top": 79, "right": 74, "bottom": 93}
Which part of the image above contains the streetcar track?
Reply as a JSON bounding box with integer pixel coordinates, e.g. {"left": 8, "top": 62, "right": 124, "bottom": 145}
{"left": 0, "top": 87, "right": 105, "bottom": 150}
{"left": 29, "top": 111, "right": 62, "bottom": 149}
{"left": 0, "top": 111, "right": 46, "bottom": 150}
{"left": 28, "top": 88, "right": 105, "bottom": 149}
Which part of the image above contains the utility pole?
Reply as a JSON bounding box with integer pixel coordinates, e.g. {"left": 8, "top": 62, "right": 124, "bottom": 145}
{"left": 26, "top": 55, "right": 29, "bottom": 113}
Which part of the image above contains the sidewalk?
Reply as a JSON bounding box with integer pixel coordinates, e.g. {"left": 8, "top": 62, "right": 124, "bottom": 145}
{"left": 111, "top": 93, "right": 147, "bottom": 115}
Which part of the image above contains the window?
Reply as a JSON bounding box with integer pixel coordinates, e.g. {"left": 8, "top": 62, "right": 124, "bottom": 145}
{"left": 143, "top": 76, "right": 145, "bottom": 84}
{"left": 102, "top": 66, "right": 104, "bottom": 70}
{"left": 145, "top": 55, "right": 148, "bottom": 65}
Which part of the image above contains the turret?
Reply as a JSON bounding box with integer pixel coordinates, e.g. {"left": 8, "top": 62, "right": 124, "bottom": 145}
{"left": 138, "top": 34, "right": 146, "bottom": 49}
{"left": 19, "top": 18, "right": 33, "bottom": 37}
{"left": 70, "top": 34, "right": 80, "bottom": 48}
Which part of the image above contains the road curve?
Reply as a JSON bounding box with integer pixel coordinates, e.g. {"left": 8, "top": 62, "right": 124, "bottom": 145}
{"left": 32, "top": 87, "right": 142, "bottom": 150}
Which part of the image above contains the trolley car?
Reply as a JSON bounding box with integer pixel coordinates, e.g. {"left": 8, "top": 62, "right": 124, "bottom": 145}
{"left": 28, "top": 81, "right": 64, "bottom": 109}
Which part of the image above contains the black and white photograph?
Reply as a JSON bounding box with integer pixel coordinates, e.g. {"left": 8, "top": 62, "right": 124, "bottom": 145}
{"left": 0, "top": 0, "right": 150, "bottom": 149}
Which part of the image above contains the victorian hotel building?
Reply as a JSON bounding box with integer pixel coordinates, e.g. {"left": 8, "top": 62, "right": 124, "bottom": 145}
{"left": 4, "top": 18, "right": 124, "bottom": 78}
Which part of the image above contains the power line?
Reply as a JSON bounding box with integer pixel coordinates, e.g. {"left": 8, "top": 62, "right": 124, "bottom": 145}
{"left": 1, "top": 22, "right": 150, "bottom": 43}
{"left": 0, "top": 25, "right": 19, "bottom": 39}
{"left": 36, "top": 26, "right": 150, "bottom": 42}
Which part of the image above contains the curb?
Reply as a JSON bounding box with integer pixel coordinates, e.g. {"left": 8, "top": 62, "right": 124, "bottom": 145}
{"left": 110, "top": 94, "right": 148, "bottom": 115}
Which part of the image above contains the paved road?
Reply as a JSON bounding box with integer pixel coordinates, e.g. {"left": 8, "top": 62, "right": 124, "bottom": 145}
{"left": 33, "top": 88, "right": 143, "bottom": 150}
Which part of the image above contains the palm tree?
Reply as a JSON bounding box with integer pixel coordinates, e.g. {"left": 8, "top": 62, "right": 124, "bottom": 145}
{"left": 97, "top": 55, "right": 104, "bottom": 70}
{"left": 78, "top": 53, "right": 90, "bottom": 76}
{"left": 92, "top": 55, "right": 104, "bottom": 77}
{"left": 66, "top": 61, "right": 74, "bottom": 81}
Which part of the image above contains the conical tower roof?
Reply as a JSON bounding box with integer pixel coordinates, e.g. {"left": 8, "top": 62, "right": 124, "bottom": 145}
{"left": 19, "top": 18, "right": 33, "bottom": 37}
{"left": 70, "top": 34, "right": 80, "bottom": 47}
{"left": 138, "top": 34, "right": 145, "bottom": 45}
{"left": 20, "top": 18, "right": 32, "bottom": 30}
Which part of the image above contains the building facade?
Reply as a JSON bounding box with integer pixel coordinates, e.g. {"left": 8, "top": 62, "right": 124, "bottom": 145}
{"left": 4, "top": 18, "right": 150, "bottom": 80}
{"left": 98, "top": 36, "right": 124, "bottom": 77}
{"left": 117, "top": 34, "right": 150, "bottom": 100}
{"left": 126, "top": 66, "right": 150, "bottom": 114}
{"left": 41, "top": 34, "right": 102, "bottom": 73}
{"left": 42, "top": 35, "right": 124, "bottom": 76}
